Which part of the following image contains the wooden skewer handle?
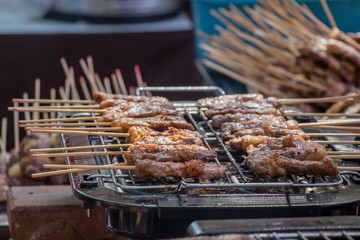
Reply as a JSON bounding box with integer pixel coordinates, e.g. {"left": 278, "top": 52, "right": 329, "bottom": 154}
{"left": 308, "top": 133, "right": 360, "bottom": 137}
{"left": 330, "top": 155, "right": 360, "bottom": 159}
{"left": 32, "top": 168, "right": 90, "bottom": 178}
{"left": 19, "top": 116, "right": 99, "bottom": 124}
{"left": 43, "top": 163, "right": 135, "bottom": 170}
{"left": 32, "top": 151, "right": 130, "bottom": 158}
{"left": 13, "top": 98, "right": 95, "bottom": 104}
{"left": 9, "top": 107, "right": 104, "bottom": 113}
{"left": 338, "top": 166, "right": 360, "bottom": 172}
{"left": 30, "top": 143, "right": 131, "bottom": 152}
{"left": 30, "top": 129, "right": 129, "bottom": 137}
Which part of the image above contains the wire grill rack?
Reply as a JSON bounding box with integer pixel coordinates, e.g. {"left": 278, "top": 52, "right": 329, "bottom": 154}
{"left": 62, "top": 86, "right": 360, "bottom": 195}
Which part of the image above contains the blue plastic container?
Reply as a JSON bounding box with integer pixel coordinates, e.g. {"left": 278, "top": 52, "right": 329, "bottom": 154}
{"left": 191, "top": 0, "right": 360, "bottom": 60}
{"left": 191, "top": 0, "right": 360, "bottom": 94}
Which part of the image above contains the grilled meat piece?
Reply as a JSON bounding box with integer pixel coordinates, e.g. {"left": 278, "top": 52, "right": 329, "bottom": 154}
{"left": 111, "top": 116, "right": 194, "bottom": 132}
{"left": 205, "top": 106, "right": 283, "bottom": 118}
{"left": 222, "top": 122, "right": 309, "bottom": 140}
{"left": 93, "top": 91, "right": 164, "bottom": 103}
{"left": 245, "top": 148, "right": 338, "bottom": 177}
{"left": 135, "top": 159, "right": 227, "bottom": 180}
{"left": 197, "top": 94, "right": 280, "bottom": 108}
{"left": 212, "top": 113, "right": 298, "bottom": 129}
{"left": 327, "top": 38, "right": 360, "bottom": 69}
{"left": 124, "top": 144, "right": 217, "bottom": 165}
{"left": 299, "top": 38, "right": 355, "bottom": 83}
{"left": 228, "top": 134, "right": 324, "bottom": 154}
{"left": 128, "top": 126, "right": 204, "bottom": 146}
{"left": 99, "top": 97, "right": 172, "bottom": 109}
{"left": 98, "top": 104, "right": 178, "bottom": 122}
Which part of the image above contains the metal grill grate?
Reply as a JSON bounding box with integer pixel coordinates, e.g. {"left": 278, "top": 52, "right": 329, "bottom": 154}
{"left": 63, "top": 97, "right": 359, "bottom": 194}
{"left": 251, "top": 231, "right": 360, "bottom": 240}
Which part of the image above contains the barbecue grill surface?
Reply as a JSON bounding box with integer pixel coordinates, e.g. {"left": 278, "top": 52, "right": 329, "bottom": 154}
{"left": 61, "top": 87, "right": 360, "bottom": 239}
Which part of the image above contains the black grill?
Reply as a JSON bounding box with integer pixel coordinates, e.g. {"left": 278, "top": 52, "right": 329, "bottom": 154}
{"left": 61, "top": 86, "right": 360, "bottom": 239}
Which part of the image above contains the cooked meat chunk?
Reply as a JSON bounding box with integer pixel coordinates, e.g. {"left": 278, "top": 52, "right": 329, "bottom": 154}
{"left": 222, "top": 124, "right": 309, "bottom": 140}
{"left": 98, "top": 104, "right": 178, "bottom": 122}
{"left": 197, "top": 94, "right": 280, "bottom": 108}
{"left": 99, "top": 98, "right": 172, "bottom": 109}
{"left": 128, "top": 126, "right": 204, "bottom": 146}
{"left": 212, "top": 113, "right": 298, "bottom": 129}
{"left": 245, "top": 148, "right": 338, "bottom": 177}
{"left": 93, "top": 91, "right": 168, "bottom": 103}
{"left": 111, "top": 116, "right": 194, "bottom": 132}
{"left": 135, "top": 159, "right": 227, "bottom": 180}
{"left": 205, "top": 106, "right": 283, "bottom": 118}
{"left": 124, "top": 144, "right": 217, "bottom": 165}
{"left": 228, "top": 134, "right": 323, "bottom": 153}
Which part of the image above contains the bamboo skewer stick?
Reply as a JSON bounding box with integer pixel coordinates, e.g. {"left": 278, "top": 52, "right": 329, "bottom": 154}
{"left": 286, "top": 112, "right": 360, "bottom": 118}
{"left": 330, "top": 155, "right": 360, "bottom": 159}
{"left": 315, "top": 140, "right": 360, "bottom": 145}
{"left": 13, "top": 102, "right": 19, "bottom": 152}
{"left": 12, "top": 104, "right": 100, "bottom": 110}
{"left": 22, "top": 92, "right": 32, "bottom": 125}
{"left": 33, "top": 78, "right": 41, "bottom": 121}
{"left": 115, "top": 69, "right": 128, "bottom": 95}
{"left": 327, "top": 151, "right": 360, "bottom": 155}
{"left": 29, "top": 129, "right": 129, "bottom": 137}
{"left": 79, "top": 76, "right": 92, "bottom": 101}
{"left": 12, "top": 98, "right": 95, "bottom": 104}
{"left": 32, "top": 151, "right": 130, "bottom": 158}
{"left": 94, "top": 73, "right": 106, "bottom": 93}
{"left": 32, "top": 168, "right": 92, "bottom": 178}
{"left": 279, "top": 94, "right": 360, "bottom": 105}
{"left": 103, "top": 76, "right": 112, "bottom": 94}
{"left": 86, "top": 55, "right": 95, "bottom": 77}
{"left": 43, "top": 163, "right": 134, "bottom": 170}
{"left": 111, "top": 73, "right": 121, "bottom": 94}
{"left": 338, "top": 166, "right": 360, "bottom": 172}
{"left": 25, "top": 127, "right": 122, "bottom": 132}
{"left": 19, "top": 116, "right": 99, "bottom": 124}
{"left": 308, "top": 133, "right": 360, "bottom": 137}
{"left": 9, "top": 107, "right": 104, "bottom": 113}
{"left": 60, "top": 58, "right": 71, "bottom": 99}
{"left": 1, "top": 118, "right": 7, "bottom": 159}
{"left": 30, "top": 143, "right": 131, "bottom": 153}
{"left": 21, "top": 122, "right": 110, "bottom": 127}
{"left": 320, "top": 0, "right": 337, "bottom": 28}
{"left": 300, "top": 120, "right": 360, "bottom": 128}
{"left": 0, "top": 137, "right": 5, "bottom": 160}
{"left": 79, "top": 58, "right": 98, "bottom": 92}
{"left": 50, "top": 88, "right": 56, "bottom": 119}
{"left": 68, "top": 67, "right": 81, "bottom": 100}
{"left": 315, "top": 125, "right": 360, "bottom": 132}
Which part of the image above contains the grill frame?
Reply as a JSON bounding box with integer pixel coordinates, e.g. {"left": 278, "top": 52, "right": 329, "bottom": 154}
{"left": 61, "top": 86, "right": 360, "bottom": 238}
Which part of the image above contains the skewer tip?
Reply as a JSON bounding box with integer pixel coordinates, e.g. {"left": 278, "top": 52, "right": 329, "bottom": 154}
{"left": 79, "top": 76, "right": 85, "bottom": 82}
{"left": 87, "top": 55, "right": 92, "bottom": 59}
{"left": 115, "top": 68, "right": 121, "bottom": 75}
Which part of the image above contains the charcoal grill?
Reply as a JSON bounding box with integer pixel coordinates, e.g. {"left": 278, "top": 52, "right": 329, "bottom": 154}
{"left": 60, "top": 86, "right": 360, "bottom": 239}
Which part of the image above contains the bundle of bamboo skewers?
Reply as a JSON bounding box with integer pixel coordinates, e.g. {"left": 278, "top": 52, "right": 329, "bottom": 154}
{"left": 6, "top": 56, "right": 152, "bottom": 185}
{"left": 200, "top": 0, "right": 360, "bottom": 113}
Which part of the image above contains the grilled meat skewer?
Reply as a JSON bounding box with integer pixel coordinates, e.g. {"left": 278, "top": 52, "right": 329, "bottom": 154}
{"left": 212, "top": 113, "right": 299, "bottom": 129}
{"left": 111, "top": 116, "right": 195, "bottom": 132}
{"left": 135, "top": 159, "right": 227, "bottom": 180}
{"left": 128, "top": 126, "right": 204, "bottom": 146}
{"left": 246, "top": 147, "right": 338, "bottom": 177}
{"left": 228, "top": 134, "right": 324, "bottom": 154}
{"left": 221, "top": 122, "right": 309, "bottom": 140}
{"left": 124, "top": 144, "right": 217, "bottom": 165}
